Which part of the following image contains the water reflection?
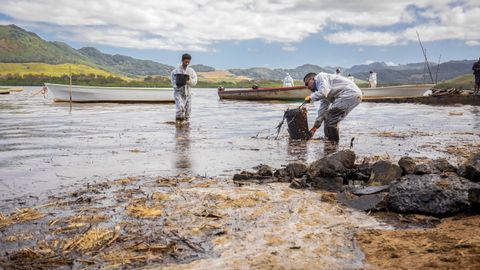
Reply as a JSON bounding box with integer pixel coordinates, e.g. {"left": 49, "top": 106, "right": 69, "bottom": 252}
{"left": 472, "top": 107, "right": 480, "bottom": 131}
{"left": 174, "top": 123, "right": 192, "bottom": 173}
{"left": 323, "top": 141, "right": 339, "bottom": 156}
{"left": 287, "top": 140, "right": 308, "bottom": 163}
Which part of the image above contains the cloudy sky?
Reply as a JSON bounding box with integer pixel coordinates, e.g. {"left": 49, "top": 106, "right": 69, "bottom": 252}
{"left": 0, "top": 0, "right": 479, "bottom": 69}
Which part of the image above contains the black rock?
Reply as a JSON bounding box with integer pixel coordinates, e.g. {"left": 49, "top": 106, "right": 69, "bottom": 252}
{"left": 414, "top": 158, "right": 456, "bottom": 175}
{"left": 256, "top": 164, "right": 273, "bottom": 177}
{"left": 368, "top": 160, "right": 402, "bottom": 185}
{"left": 307, "top": 150, "right": 356, "bottom": 179}
{"left": 414, "top": 162, "right": 436, "bottom": 175}
{"left": 273, "top": 168, "right": 290, "bottom": 182}
{"left": 357, "top": 163, "right": 372, "bottom": 177}
{"left": 388, "top": 174, "right": 480, "bottom": 216}
{"left": 432, "top": 158, "right": 457, "bottom": 173}
{"left": 285, "top": 163, "right": 307, "bottom": 178}
{"left": 310, "top": 177, "right": 344, "bottom": 192}
{"left": 338, "top": 192, "right": 388, "bottom": 211}
{"left": 469, "top": 188, "right": 480, "bottom": 205}
{"left": 398, "top": 156, "right": 416, "bottom": 175}
{"left": 458, "top": 153, "right": 480, "bottom": 182}
{"left": 289, "top": 176, "right": 309, "bottom": 189}
{"left": 233, "top": 171, "right": 255, "bottom": 180}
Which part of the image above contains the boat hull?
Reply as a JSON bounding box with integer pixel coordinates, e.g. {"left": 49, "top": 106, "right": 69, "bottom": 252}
{"left": 361, "top": 84, "right": 434, "bottom": 98}
{"left": 218, "top": 86, "right": 310, "bottom": 101}
{"left": 45, "top": 83, "right": 174, "bottom": 103}
{"left": 218, "top": 85, "right": 434, "bottom": 101}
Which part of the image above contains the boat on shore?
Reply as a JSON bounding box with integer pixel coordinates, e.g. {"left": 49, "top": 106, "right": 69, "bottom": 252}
{"left": 361, "top": 84, "right": 435, "bottom": 98}
{"left": 218, "top": 86, "right": 310, "bottom": 101}
{"left": 218, "top": 84, "right": 434, "bottom": 101}
{"left": 0, "top": 87, "right": 10, "bottom": 94}
{"left": 0, "top": 87, "right": 23, "bottom": 94}
{"left": 45, "top": 83, "right": 174, "bottom": 103}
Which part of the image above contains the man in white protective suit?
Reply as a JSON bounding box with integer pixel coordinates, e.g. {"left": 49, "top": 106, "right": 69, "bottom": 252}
{"left": 303, "top": 72, "right": 362, "bottom": 143}
{"left": 171, "top": 53, "right": 197, "bottom": 122}
{"left": 283, "top": 73, "right": 294, "bottom": 87}
{"left": 368, "top": 70, "right": 377, "bottom": 88}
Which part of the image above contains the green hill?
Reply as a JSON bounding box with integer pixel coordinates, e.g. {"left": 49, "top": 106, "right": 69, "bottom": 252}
{"left": 0, "top": 24, "right": 90, "bottom": 64}
{"left": 0, "top": 24, "right": 174, "bottom": 77}
{"left": 77, "top": 47, "right": 173, "bottom": 76}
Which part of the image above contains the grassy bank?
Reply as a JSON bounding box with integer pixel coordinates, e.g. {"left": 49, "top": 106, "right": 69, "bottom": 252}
{"left": 0, "top": 63, "right": 125, "bottom": 78}
{"left": 435, "top": 74, "right": 474, "bottom": 90}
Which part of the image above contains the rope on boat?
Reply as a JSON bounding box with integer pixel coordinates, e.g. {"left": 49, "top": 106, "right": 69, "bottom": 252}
{"left": 31, "top": 86, "right": 48, "bottom": 99}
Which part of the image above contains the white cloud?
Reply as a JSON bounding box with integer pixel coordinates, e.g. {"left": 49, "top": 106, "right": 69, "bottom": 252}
{"left": 0, "top": 0, "right": 478, "bottom": 50}
{"left": 466, "top": 40, "right": 480, "bottom": 46}
{"left": 281, "top": 45, "right": 297, "bottom": 52}
{"left": 325, "top": 30, "right": 401, "bottom": 46}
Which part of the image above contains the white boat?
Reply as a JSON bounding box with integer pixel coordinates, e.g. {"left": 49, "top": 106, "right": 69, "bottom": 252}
{"left": 361, "top": 84, "right": 435, "bottom": 98}
{"left": 217, "top": 84, "right": 434, "bottom": 101}
{"left": 45, "top": 83, "right": 174, "bottom": 103}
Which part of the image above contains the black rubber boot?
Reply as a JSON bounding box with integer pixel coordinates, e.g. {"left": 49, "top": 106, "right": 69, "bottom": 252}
{"left": 324, "top": 125, "right": 339, "bottom": 143}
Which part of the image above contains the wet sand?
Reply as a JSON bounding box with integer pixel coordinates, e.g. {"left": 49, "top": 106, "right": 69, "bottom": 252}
{"left": 357, "top": 215, "right": 480, "bottom": 270}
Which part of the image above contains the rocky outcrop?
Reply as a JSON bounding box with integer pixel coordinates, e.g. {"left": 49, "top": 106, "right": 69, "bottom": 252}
{"left": 398, "top": 157, "right": 416, "bottom": 175}
{"left": 234, "top": 150, "right": 480, "bottom": 216}
{"left": 415, "top": 158, "right": 457, "bottom": 175}
{"left": 307, "top": 150, "right": 356, "bottom": 179}
{"left": 388, "top": 174, "right": 480, "bottom": 215}
{"left": 368, "top": 160, "right": 402, "bottom": 185}
{"left": 458, "top": 153, "right": 480, "bottom": 182}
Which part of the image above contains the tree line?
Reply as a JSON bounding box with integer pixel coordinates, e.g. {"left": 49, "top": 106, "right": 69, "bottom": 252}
{"left": 0, "top": 73, "right": 284, "bottom": 88}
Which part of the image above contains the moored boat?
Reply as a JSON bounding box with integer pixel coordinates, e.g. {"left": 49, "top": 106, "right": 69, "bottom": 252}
{"left": 361, "top": 84, "right": 435, "bottom": 98}
{"left": 218, "top": 86, "right": 309, "bottom": 101}
{"left": 217, "top": 84, "right": 434, "bottom": 101}
{"left": 45, "top": 83, "right": 174, "bottom": 103}
{"left": 0, "top": 87, "right": 10, "bottom": 94}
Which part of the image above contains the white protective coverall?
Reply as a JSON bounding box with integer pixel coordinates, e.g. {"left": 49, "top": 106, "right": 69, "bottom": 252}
{"left": 310, "top": 72, "right": 362, "bottom": 141}
{"left": 171, "top": 65, "right": 197, "bottom": 121}
{"left": 368, "top": 72, "right": 377, "bottom": 88}
{"left": 283, "top": 73, "right": 294, "bottom": 87}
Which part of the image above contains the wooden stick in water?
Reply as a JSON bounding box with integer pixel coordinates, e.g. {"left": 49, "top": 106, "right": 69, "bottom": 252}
{"left": 69, "top": 65, "right": 72, "bottom": 113}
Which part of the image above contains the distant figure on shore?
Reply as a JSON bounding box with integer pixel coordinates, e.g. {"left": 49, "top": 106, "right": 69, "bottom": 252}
{"left": 335, "top": 69, "right": 341, "bottom": 76}
{"left": 473, "top": 57, "right": 480, "bottom": 94}
{"left": 283, "top": 73, "right": 294, "bottom": 87}
{"left": 368, "top": 70, "right": 377, "bottom": 88}
{"left": 171, "top": 53, "right": 197, "bottom": 122}
{"left": 347, "top": 74, "right": 354, "bottom": 82}
{"left": 303, "top": 72, "right": 363, "bottom": 143}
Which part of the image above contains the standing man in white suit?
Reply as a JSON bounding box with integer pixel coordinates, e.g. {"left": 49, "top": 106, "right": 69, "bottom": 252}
{"left": 171, "top": 53, "right": 197, "bottom": 122}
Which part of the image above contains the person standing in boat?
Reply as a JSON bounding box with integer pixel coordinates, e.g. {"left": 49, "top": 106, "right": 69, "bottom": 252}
{"left": 171, "top": 53, "right": 197, "bottom": 122}
{"left": 368, "top": 70, "right": 377, "bottom": 88}
{"left": 472, "top": 57, "right": 480, "bottom": 94}
{"left": 303, "top": 72, "right": 362, "bottom": 143}
{"left": 283, "top": 73, "right": 294, "bottom": 87}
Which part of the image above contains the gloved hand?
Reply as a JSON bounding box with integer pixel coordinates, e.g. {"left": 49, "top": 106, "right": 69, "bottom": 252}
{"left": 305, "top": 96, "right": 311, "bottom": 103}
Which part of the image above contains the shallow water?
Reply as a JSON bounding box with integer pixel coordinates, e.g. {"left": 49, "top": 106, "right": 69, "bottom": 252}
{"left": 0, "top": 87, "right": 479, "bottom": 201}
